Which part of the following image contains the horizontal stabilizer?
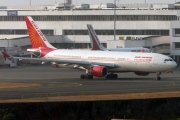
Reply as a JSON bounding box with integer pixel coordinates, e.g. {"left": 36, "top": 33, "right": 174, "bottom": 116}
{"left": 1, "top": 52, "right": 11, "bottom": 58}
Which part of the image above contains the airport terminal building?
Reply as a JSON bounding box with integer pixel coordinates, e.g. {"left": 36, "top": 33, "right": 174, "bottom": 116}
{"left": 0, "top": 1, "right": 180, "bottom": 63}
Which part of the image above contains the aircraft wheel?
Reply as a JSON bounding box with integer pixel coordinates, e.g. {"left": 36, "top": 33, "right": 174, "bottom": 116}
{"left": 113, "top": 74, "right": 118, "bottom": 79}
{"left": 80, "top": 74, "right": 86, "bottom": 79}
{"left": 86, "top": 75, "right": 93, "bottom": 79}
{"left": 156, "top": 77, "right": 161, "bottom": 81}
{"left": 88, "top": 75, "right": 93, "bottom": 79}
{"left": 105, "top": 74, "right": 110, "bottom": 79}
{"left": 106, "top": 74, "right": 118, "bottom": 79}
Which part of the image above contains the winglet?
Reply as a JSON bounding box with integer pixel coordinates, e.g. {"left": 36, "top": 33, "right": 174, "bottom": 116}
{"left": 2, "top": 52, "right": 11, "bottom": 58}
{"left": 24, "top": 16, "right": 56, "bottom": 49}
{"left": 87, "top": 24, "right": 106, "bottom": 50}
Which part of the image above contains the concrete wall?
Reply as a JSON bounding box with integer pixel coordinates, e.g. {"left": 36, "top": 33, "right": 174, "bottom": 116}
{"left": 0, "top": 10, "right": 175, "bottom": 39}
{"left": 0, "top": 9, "right": 178, "bottom": 56}
{"left": 170, "top": 21, "right": 180, "bottom": 55}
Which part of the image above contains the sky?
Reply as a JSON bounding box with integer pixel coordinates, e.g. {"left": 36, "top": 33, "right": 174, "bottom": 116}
{"left": 0, "top": 0, "right": 178, "bottom": 6}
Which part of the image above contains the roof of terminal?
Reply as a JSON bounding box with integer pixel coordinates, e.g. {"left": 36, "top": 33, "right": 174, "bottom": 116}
{"left": 0, "top": 3, "right": 178, "bottom": 11}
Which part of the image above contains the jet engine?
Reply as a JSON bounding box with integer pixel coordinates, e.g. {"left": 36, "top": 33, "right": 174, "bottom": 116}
{"left": 134, "top": 72, "right": 150, "bottom": 76}
{"left": 90, "top": 66, "right": 108, "bottom": 77}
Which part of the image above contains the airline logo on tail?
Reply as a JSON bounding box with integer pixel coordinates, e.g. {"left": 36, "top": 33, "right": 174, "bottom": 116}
{"left": 25, "top": 16, "right": 56, "bottom": 49}
{"left": 87, "top": 24, "right": 106, "bottom": 50}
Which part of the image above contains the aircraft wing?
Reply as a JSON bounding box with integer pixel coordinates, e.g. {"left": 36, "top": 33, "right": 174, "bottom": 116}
{"left": 13, "top": 57, "right": 120, "bottom": 68}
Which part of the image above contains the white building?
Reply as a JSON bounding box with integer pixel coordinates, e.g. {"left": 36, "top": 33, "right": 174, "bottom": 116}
{"left": 0, "top": 1, "right": 180, "bottom": 63}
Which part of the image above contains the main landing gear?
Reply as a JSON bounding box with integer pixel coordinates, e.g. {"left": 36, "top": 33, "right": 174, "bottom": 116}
{"left": 105, "top": 74, "right": 118, "bottom": 79}
{"left": 80, "top": 69, "right": 94, "bottom": 79}
{"left": 80, "top": 74, "right": 118, "bottom": 80}
{"left": 156, "top": 72, "right": 162, "bottom": 81}
{"left": 80, "top": 74, "right": 93, "bottom": 79}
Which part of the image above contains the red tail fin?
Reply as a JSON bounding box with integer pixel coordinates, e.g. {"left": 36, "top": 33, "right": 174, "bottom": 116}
{"left": 24, "top": 16, "right": 56, "bottom": 49}
{"left": 1, "top": 52, "right": 11, "bottom": 58}
{"left": 87, "top": 24, "right": 106, "bottom": 50}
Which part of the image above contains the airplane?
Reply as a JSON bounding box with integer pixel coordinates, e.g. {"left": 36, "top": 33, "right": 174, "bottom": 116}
{"left": 87, "top": 24, "right": 151, "bottom": 52}
{"left": 52, "top": 24, "right": 151, "bottom": 68}
{"left": 2, "top": 16, "right": 177, "bottom": 81}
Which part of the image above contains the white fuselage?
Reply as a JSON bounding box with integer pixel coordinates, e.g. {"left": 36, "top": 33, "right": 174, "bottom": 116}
{"left": 41, "top": 49, "right": 177, "bottom": 73}
{"left": 107, "top": 48, "right": 151, "bottom": 52}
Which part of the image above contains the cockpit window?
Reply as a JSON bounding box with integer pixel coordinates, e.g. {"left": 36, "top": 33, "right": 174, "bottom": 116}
{"left": 164, "top": 59, "right": 173, "bottom": 62}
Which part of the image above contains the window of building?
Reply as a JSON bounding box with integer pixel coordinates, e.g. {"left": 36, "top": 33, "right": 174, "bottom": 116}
{"left": 0, "top": 29, "right": 54, "bottom": 35}
{"left": 175, "top": 29, "right": 180, "bottom": 34}
{"left": 63, "top": 29, "right": 169, "bottom": 36}
{"left": 175, "top": 42, "right": 180, "bottom": 48}
{"left": 0, "top": 15, "right": 177, "bottom": 21}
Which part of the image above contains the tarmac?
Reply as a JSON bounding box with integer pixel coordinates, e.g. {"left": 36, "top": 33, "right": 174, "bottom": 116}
{"left": 0, "top": 65, "right": 179, "bottom": 103}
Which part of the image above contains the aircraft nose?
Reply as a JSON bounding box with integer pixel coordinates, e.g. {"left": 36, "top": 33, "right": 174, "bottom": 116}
{"left": 173, "top": 61, "right": 177, "bottom": 68}
{"left": 170, "top": 61, "right": 177, "bottom": 70}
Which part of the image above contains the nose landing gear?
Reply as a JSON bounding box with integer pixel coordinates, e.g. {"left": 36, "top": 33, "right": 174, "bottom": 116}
{"left": 156, "top": 72, "right": 162, "bottom": 80}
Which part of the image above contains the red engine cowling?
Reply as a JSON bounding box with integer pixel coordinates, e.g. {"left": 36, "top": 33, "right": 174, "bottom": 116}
{"left": 134, "top": 72, "right": 150, "bottom": 76}
{"left": 90, "top": 66, "right": 108, "bottom": 77}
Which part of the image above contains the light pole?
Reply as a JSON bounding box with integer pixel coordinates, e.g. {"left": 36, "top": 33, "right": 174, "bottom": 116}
{"left": 114, "top": 0, "right": 116, "bottom": 40}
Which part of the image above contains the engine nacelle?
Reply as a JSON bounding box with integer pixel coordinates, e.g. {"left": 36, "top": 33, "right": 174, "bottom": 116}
{"left": 90, "top": 66, "right": 108, "bottom": 77}
{"left": 134, "top": 72, "right": 150, "bottom": 76}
